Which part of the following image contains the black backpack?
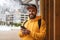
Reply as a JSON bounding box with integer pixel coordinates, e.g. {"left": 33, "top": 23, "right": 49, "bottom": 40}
{"left": 23, "top": 19, "right": 41, "bottom": 29}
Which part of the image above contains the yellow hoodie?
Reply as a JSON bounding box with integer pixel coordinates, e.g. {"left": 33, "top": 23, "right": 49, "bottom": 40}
{"left": 18, "top": 16, "right": 46, "bottom": 40}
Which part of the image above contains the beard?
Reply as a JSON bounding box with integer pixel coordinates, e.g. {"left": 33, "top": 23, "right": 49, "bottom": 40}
{"left": 29, "top": 14, "right": 36, "bottom": 19}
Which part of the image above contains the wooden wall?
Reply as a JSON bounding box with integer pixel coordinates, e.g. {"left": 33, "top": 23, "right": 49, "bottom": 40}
{"left": 55, "top": 0, "right": 60, "bottom": 40}
{"left": 40, "top": 0, "right": 60, "bottom": 40}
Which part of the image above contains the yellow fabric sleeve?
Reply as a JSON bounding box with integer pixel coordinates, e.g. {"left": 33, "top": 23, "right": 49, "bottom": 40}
{"left": 30, "top": 19, "right": 46, "bottom": 40}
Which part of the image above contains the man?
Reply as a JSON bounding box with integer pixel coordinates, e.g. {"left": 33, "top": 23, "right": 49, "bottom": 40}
{"left": 18, "top": 4, "right": 46, "bottom": 40}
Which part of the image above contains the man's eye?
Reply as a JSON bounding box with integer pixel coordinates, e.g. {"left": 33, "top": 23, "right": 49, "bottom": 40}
{"left": 29, "top": 11, "right": 31, "bottom": 12}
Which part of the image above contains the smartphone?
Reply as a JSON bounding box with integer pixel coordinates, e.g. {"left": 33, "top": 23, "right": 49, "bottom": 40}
{"left": 20, "top": 26, "right": 26, "bottom": 29}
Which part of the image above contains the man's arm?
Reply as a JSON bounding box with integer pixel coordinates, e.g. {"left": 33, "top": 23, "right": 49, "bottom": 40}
{"left": 30, "top": 19, "right": 46, "bottom": 40}
{"left": 18, "top": 20, "right": 29, "bottom": 38}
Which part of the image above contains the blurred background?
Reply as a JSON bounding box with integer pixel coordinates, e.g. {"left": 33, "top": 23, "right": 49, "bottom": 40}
{"left": 0, "top": 0, "right": 40, "bottom": 40}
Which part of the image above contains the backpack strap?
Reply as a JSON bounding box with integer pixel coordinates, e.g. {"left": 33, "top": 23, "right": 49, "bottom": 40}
{"left": 23, "top": 20, "right": 28, "bottom": 26}
{"left": 38, "top": 19, "right": 41, "bottom": 29}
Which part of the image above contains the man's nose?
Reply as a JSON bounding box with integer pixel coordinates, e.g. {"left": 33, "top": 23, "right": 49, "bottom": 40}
{"left": 29, "top": 12, "right": 32, "bottom": 14}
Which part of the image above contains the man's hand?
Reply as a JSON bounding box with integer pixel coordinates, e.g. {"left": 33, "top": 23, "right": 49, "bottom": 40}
{"left": 21, "top": 29, "right": 30, "bottom": 35}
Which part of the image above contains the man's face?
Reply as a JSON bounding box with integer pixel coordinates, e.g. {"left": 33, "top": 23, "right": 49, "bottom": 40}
{"left": 27, "top": 6, "right": 37, "bottom": 19}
